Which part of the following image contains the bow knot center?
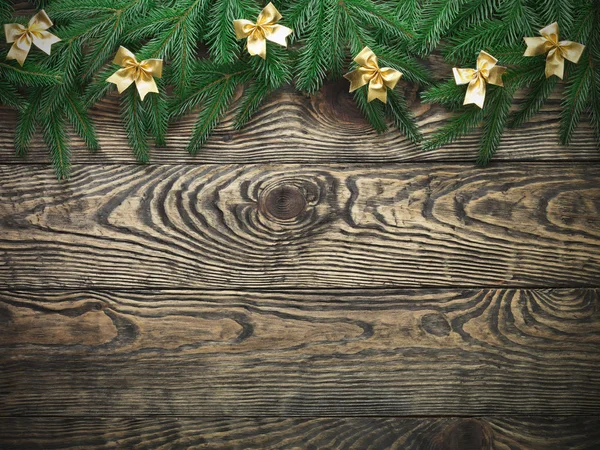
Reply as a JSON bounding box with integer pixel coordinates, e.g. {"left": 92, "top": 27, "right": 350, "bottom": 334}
{"left": 124, "top": 58, "right": 152, "bottom": 80}
{"left": 477, "top": 68, "right": 490, "bottom": 80}
{"left": 250, "top": 24, "right": 269, "bottom": 40}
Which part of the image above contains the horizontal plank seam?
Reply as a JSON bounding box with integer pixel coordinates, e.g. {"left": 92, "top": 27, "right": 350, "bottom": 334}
{"left": 2, "top": 158, "right": 600, "bottom": 166}
{"left": 0, "top": 286, "right": 598, "bottom": 293}
{"left": 1, "top": 414, "right": 599, "bottom": 419}
{"left": 0, "top": 157, "right": 600, "bottom": 170}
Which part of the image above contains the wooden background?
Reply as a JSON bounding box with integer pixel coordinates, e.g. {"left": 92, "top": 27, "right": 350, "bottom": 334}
{"left": 1, "top": 5, "right": 600, "bottom": 448}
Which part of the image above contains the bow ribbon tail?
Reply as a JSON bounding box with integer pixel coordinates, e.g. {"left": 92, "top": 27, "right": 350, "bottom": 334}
{"left": 546, "top": 47, "right": 565, "bottom": 79}
{"left": 524, "top": 36, "right": 550, "bottom": 57}
{"left": 233, "top": 19, "right": 255, "bottom": 39}
{"left": 135, "top": 73, "right": 159, "bottom": 101}
{"left": 464, "top": 76, "right": 487, "bottom": 109}
{"left": 265, "top": 24, "right": 293, "bottom": 47}
{"left": 257, "top": 3, "right": 282, "bottom": 25}
{"left": 4, "top": 23, "right": 25, "bottom": 43}
{"left": 368, "top": 78, "right": 387, "bottom": 103}
{"left": 32, "top": 31, "right": 61, "bottom": 55}
{"left": 29, "top": 10, "right": 54, "bottom": 30}
{"left": 106, "top": 68, "right": 136, "bottom": 94}
{"left": 5, "top": 24, "right": 31, "bottom": 66}
{"left": 344, "top": 67, "right": 372, "bottom": 93}
{"left": 486, "top": 66, "right": 507, "bottom": 87}
{"left": 247, "top": 33, "right": 267, "bottom": 59}
{"left": 560, "top": 41, "right": 586, "bottom": 63}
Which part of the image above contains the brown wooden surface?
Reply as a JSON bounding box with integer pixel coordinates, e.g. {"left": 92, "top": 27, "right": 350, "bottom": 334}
{"left": 1, "top": 417, "right": 599, "bottom": 450}
{"left": 2, "top": 3, "right": 600, "bottom": 446}
{"left": 1, "top": 82, "right": 599, "bottom": 165}
{"left": 0, "top": 163, "right": 599, "bottom": 289}
{"left": 1, "top": 288, "right": 599, "bottom": 417}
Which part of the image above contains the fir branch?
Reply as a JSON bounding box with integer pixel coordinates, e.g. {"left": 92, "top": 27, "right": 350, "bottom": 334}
{"left": 235, "top": 47, "right": 292, "bottom": 129}
{"left": 417, "top": 0, "right": 466, "bottom": 55}
{"left": 559, "top": 55, "right": 592, "bottom": 145}
{"left": 0, "top": 62, "right": 62, "bottom": 86}
{"left": 133, "top": 0, "right": 211, "bottom": 94}
{"left": 84, "top": 65, "right": 117, "bottom": 108}
{"left": 234, "top": 79, "right": 272, "bottom": 129}
{"left": 170, "top": 60, "right": 250, "bottom": 119}
{"left": 375, "top": 46, "right": 433, "bottom": 87}
{"left": 121, "top": 87, "right": 151, "bottom": 163}
{"left": 15, "top": 91, "right": 42, "bottom": 157}
{"left": 0, "top": 1, "right": 12, "bottom": 23}
{"left": 353, "top": 88, "right": 387, "bottom": 133}
{"left": 394, "top": 0, "right": 421, "bottom": 27}
{"left": 537, "top": 0, "right": 574, "bottom": 35}
{"left": 588, "top": 1, "right": 600, "bottom": 148}
{"left": 422, "top": 105, "right": 485, "bottom": 151}
{"left": 420, "top": 79, "right": 465, "bottom": 110}
{"left": 41, "top": 113, "right": 71, "bottom": 180}
{"left": 186, "top": 74, "right": 239, "bottom": 155}
{"left": 206, "top": 0, "right": 259, "bottom": 64}
{"left": 478, "top": 84, "right": 516, "bottom": 166}
{"left": 144, "top": 78, "right": 169, "bottom": 147}
{"left": 344, "top": 0, "right": 413, "bottom": 42}
{"left": 508, "top": 76, "right": 558, "bottom": 128}
{"left": 0, "top": 80, "right": 23, "bottom": 110}
{"left": 294, "top": 0, "right": 331, "bottom": 94}
{"left": 385, "top": 89, "right": 422, "bottom": 145}
{"left": 64, "top": 91, "right": 100, "bottom": 152}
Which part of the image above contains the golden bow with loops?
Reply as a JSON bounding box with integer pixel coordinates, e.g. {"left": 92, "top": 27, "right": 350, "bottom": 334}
{"left": 453, "top": 50, "right": 506, "bottom": 109}
{"left": 234, "top": 3, "right": 292, "bottom": 59}
{"left": 106, "top": 46, "right": 163, "bottom": 101}
{"left": 344, "top": 47, "right": 402, "bottom": 103}
{"left": 4, "top": 10, "right": 61, "bottom": 66}
{"left": 523, "top": 22, "right": 585, "bottom": 79}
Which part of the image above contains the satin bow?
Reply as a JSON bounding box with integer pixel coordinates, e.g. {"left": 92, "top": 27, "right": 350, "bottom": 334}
{"left": 523, "top": 22, "right": 585, "bottom": 79}
{"left": 344, "top": 47, "right": 402, "bottom": 103}
{"left": 4, "top": 10, "right": 61, "bottom": 66}
{"left": 453, "top": 51, "right": 506, "bottom": 109}
{"left": 106, "top": 46, "right": 163, "bottom": 101}
{"left": 233, "top": 3, "right": 292, "bottom": 59}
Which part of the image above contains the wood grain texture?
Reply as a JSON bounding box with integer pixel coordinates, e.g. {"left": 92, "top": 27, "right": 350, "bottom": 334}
{"left": 1, "top": 288, "right": 598, "bottom": 416}
{"left": 1, "top": 416, "right": 599, "bottom": 449}
{"left": 0, "top": 163, "right": 599, "bottom": 289}
{"left": 0, "top": 81, "right": 598, "bottom": 165}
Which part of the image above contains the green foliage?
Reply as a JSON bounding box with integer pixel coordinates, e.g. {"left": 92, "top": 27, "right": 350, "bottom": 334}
{"left": 2, "top": 0, "right": 599, "bottom": 178}
{"left": 41, "top": 111, "right": 71, "bottom": 180}
{"left": 478, "top": 84, "right": 516, "bottom": 165}
{"left": 281, "top": 0, "right": 426, "bottom": 141}
{"left": 420, "top": 0, "right": 600, "bottom": 164}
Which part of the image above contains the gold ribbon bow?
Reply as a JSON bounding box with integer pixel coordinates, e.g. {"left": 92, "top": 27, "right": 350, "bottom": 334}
{"left": 453, "top": 50, "right": 506, "bottom": 109}
{"left": 523, "top": 22, "right": 585, "bottom": 79}
{"left": 106, "top": 46, "right": 163, "bottom": 101}
{"left": 344, "top": 47, "right": 402, "bottom": 103}
{"left": 4, "top": 10, "right": 61, "bottom": 66}
{"left": 233, "top": 2, "right": 292, "bottom": 59}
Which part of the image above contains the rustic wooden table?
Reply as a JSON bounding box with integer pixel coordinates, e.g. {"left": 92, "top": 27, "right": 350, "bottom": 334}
{"left": 1, "top": 44, "right": 599, "bottom": 449}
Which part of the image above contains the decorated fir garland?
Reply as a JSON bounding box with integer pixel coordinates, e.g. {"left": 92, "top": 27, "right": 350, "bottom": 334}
{"left": 1, "top": 0, "right": 599, "bottom": 179}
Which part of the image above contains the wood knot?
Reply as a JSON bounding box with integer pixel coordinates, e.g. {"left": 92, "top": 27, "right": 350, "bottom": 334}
{"left": 431, "top": 419, "right": 493, "bottom": 450}
{"left": 421, "top": 312, "right": 452, "bottom": 337}
{"left": 260, "top": 185, "right": 307, "bottom": 221}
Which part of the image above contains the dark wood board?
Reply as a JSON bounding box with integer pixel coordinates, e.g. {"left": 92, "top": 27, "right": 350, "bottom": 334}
{"left": 0, "top": 82, "right": 598, "bottom": 165}
{"left": 1, "top": 288, "right": 598, "bottom": 416}
{"left": 1, "top": 163, "right": 599, "bottom": 289}
{"left": 1, "top": 416, "right": 599, "bottom": 449}
{"left": 3, "top": 2, "right": 600, "bottom": 446}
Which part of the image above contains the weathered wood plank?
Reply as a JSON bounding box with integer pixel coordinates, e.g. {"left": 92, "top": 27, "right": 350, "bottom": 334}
{"left": 0, "top": 163, "right": 599, "bottom": 289}
{"left": 1, "top": 288, "right": 598, "bottom": 416}
{"left": 0, "top": 416, "right": 599, "bottom": 449}
{"left": 1, "top": 82, "right": 598, "bottom": 165}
